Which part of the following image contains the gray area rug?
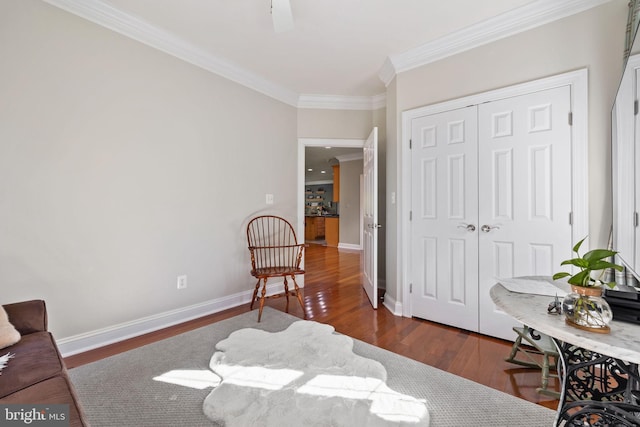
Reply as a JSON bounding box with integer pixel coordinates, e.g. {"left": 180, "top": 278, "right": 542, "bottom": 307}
{"left": 69, "top": 307, "right": 556, "bottom": 426}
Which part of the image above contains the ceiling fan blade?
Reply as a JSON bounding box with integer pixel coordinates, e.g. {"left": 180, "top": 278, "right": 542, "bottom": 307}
{"left": 271, "top": 0, "right": 294, "bottom": 33}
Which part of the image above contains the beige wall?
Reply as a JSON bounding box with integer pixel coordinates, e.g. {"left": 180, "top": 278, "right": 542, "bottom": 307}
{"left": 0, "top": 0, "right": 298, "bottom": 339}
{"left": 2, "top": 0, "right": 626, "bottom": 340}
{"left": 386, "top": 0, "right": 627, "bottom": 308}
{"left": 338, "top": 159, "right": 363, "bottom": 245}
{"left": 297, "top": 109, "right": 374, "bottom": 139}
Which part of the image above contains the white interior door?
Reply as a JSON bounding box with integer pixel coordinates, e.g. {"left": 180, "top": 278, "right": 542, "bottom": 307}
{"left": 409, "top": 86, "right": 573, "bottom": 339}
{"left": 477, "top": 86, "right": 573, "bottom": 340}
{"left": 410, "top": 106, "right": 479, "bottom": 331}
{"left": 363, "top": 127, "right": 379, "bottom": 309}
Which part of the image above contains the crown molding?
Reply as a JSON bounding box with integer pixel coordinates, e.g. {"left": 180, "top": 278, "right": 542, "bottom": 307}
{"left": 336, "top": 152, "right": 364, "bottom": 162}
{"left": 379, "top": 0, "right": 612, "bottom": 86}
{"left": 378, "top": 58, "right": 397, "bottom": 88}
{"left": 298, "top": 93, "right": 386, "bottom": 110}
{"left": 41, "top": 0, "right": 600, "bottom": 109}
{"left": 43, "top": 0, "right": 387, "bottom": 110}
{"left": 370, "top": 93, "right": 387, "bottom": 110}
{"left": 42, "top": 0, "right": 300, "bottom": 106}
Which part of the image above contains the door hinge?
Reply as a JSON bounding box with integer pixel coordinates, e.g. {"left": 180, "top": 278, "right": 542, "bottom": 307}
{"left": 635, "top": 212, "right": 639, "bottom": 227}
{"left": 409, "top": 139, "right": 412, "bottom": 149}
{"left": 635, "top": 100, "right": 639, "bottom": 116}
{"left": 569, "top": 212, "right": 573, "bottom": 226}
{"left": 568, "top": 112, "right": 573, "bottom": 126}
{"left": 410, "top": 211, "right": 412, "bottom": 221}
{"left": 410, "top": 283, "right": 413, "bottom": 293}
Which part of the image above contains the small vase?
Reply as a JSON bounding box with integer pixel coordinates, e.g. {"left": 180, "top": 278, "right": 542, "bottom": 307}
{"left": 562, "top": 285, "right": 612, "bottom": 333}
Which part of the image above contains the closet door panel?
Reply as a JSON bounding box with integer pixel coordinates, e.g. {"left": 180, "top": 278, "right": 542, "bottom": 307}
{"left": 410, "top": 106, "right": 479, "bottom": 332}
{"left": 491, "top": 148, "right": 514, "bottom": 220}
{"left": 478, "top": 86, "right": 573, "bottom": 340}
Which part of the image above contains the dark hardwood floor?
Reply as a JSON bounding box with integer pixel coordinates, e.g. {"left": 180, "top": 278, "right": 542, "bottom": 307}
{"left": 64, "top": 243, "right": 560, "bottom": 410}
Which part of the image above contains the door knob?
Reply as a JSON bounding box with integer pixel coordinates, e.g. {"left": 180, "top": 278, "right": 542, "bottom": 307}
{"left": 457, "top": 223, "right": 476, "bottom": 232}
{"left": 481, "top": 224, "right": 500, "bottom": 233}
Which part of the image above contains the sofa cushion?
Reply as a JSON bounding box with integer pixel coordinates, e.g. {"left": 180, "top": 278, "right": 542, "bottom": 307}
{"left": 0, "top": 306, "right": 20, "bottom": 350}
{"left": 0, "top": 332, "right": 64, "bottom": 398}
{"left": 1, "top": 375, "right": 87, "bottom": 427}
{"left": 3, "top": 300, "right": 47, "bottom": 335}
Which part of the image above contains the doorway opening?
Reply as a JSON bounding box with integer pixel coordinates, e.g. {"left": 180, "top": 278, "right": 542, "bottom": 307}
{"left": 297, "top": 138, "right": 365, "bottom": 246}
{"left": 298, "top": 128, "right": 379, "bottom": 310}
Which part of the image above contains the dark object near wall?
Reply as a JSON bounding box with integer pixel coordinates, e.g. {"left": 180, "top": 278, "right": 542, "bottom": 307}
{"left": 604, "top": 287, "right": 640, "bottom": 325}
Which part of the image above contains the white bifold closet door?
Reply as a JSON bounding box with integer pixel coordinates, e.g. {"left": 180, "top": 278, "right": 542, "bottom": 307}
{"left": 410, "top": 105, "right": 479, "bottom": 332}
{"left": 411, "top": 85, "right": 572, "bottom": 340}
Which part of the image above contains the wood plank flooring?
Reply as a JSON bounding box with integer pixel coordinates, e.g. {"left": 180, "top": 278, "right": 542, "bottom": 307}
{"left": 64, "top": 243, "right": 560, "bottom": 410}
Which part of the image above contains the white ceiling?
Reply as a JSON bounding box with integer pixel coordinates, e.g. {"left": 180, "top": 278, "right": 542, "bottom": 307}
{"left": 305, "top": 146, "right": 362, "bottom": 183}
{"left": 102, "top": 0, "right": 533, "bottom": 97}
{"left": 44, "top": 0, "right": 610, "bottom": 107}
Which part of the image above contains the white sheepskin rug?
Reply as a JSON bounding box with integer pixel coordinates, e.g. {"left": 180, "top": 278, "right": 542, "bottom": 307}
{"left": 0, "top": 352, "right": 14, "bottom": 375}
{"left": 203, "top": 320, "right": 428, "bottom": 426}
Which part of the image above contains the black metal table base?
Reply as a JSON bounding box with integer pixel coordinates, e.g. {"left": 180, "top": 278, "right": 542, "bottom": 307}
{"left": 553, "top": 339, "right": 640, "bottom": 426}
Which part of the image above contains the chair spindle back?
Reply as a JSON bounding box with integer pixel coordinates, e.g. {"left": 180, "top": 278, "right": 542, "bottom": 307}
{"left": 247, "top": 216, "right": 301, "bottom": 270}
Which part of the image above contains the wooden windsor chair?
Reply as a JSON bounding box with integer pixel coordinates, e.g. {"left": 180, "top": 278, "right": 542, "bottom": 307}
{"left": 246, "top": 215, "right": 307, "bottom": 321}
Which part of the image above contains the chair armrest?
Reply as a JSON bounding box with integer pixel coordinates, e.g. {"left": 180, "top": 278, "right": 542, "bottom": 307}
{"left": 3, "top": 300, "right": 48, "bottom": 334}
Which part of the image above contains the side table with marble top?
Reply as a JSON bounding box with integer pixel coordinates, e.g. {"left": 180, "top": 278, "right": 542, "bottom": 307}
{"left": 491, "top": 280, "right": 640, "bottom": 426}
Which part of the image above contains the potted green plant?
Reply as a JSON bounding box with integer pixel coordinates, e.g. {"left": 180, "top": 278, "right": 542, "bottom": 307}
{"left": 552, "top": 236, "right": 624, "bottom": 333}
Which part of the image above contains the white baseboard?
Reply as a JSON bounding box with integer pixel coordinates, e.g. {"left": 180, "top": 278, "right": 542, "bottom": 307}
{"left": 337, "top": 242, "right": 362, "bottom": 251}
{"left": 382, "top": 292, "right": 403, "bottom": 316}
{"left": 56, "top": 281, "right": 285, "bottom": 357}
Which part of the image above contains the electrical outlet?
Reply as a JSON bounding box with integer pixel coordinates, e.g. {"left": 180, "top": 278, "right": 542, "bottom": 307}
{"left": 177, "top": 275, "right": 187, "bottom": 290}
{"left": 266, "top": 193, "right": 274, "bottom": 204}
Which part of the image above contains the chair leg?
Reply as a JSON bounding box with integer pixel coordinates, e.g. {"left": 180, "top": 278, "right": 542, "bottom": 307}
{"left": 541, "top": 354, "right": 551, "bottom": 391}
{"left": 505, "top": 333, "right": 525, "bottom": 365}
{"left": 250, "top": 279, "right": 261, "bottom": 310}
{"left": 292, "top": 275, "right": 306, "bottom": 319}
{"left": 258, "top": 278, "right": 267, "bottom": 322}
{"left": 283, "top": 276, "right": 290, "bottom": 313}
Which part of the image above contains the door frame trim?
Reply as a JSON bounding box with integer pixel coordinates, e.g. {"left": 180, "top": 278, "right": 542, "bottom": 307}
{"left": 399, "top": 68, "right": 589, "bottom": 317}
{"left": 613, "top": 54, "right": 640, "bottom": 271}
